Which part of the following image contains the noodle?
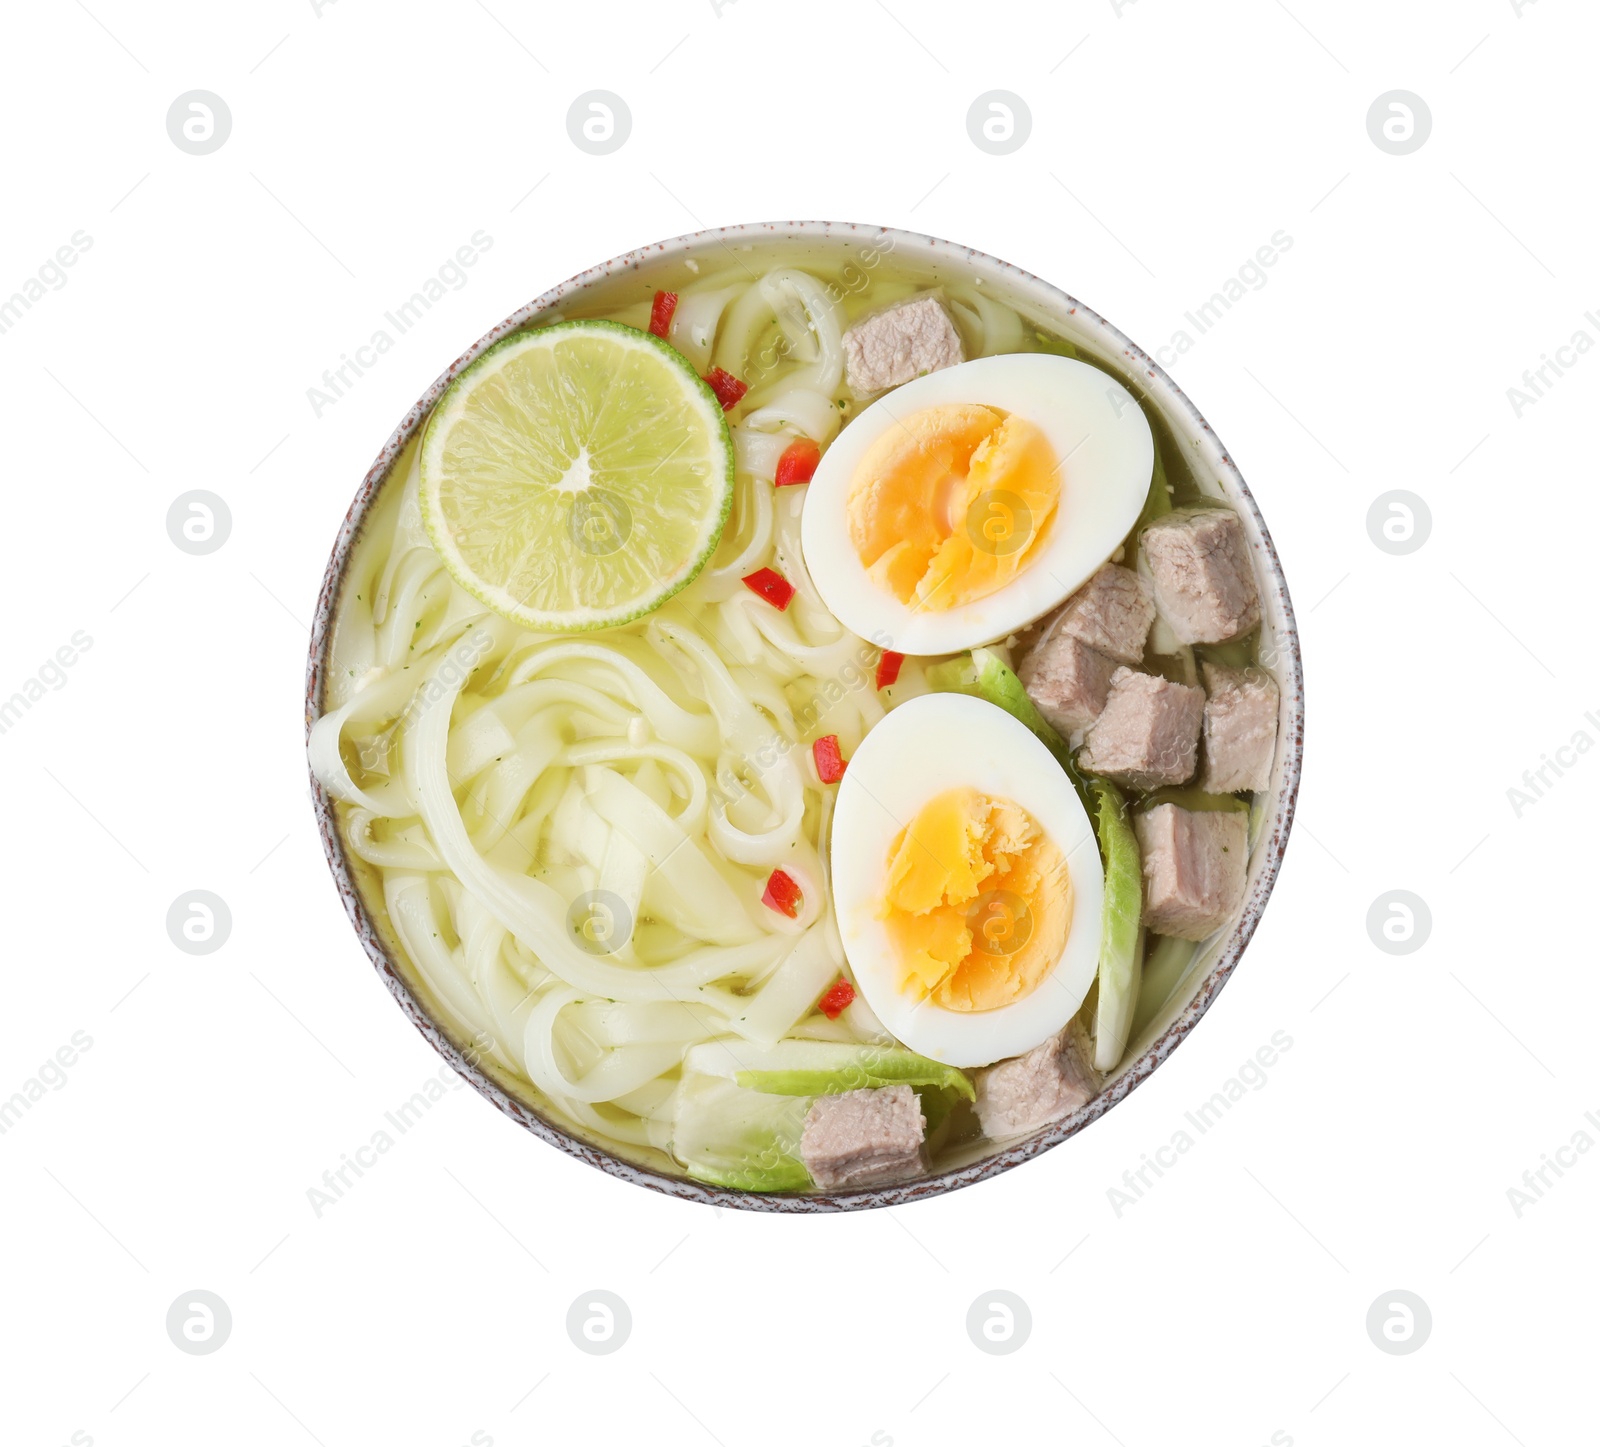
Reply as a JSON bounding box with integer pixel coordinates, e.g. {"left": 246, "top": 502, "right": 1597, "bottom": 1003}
{"left": 311, "top": 257, "right": 1077, "bottom": 1163}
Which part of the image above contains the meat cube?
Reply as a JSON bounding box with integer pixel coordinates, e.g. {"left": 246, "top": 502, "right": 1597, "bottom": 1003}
{"left": 801, "top": 1084, "right": 926, "bottom": 1189}
{"left": 974, "top": 1018, "right": 1101, "bottom": 1140}
{"left": 843, "top": 295, "right": 964, "bottom": 395}
{"left": 1141, "top": 508, "right": 1261, "bottom": 644}
{"left": 1079, "top": 668, "right": 1204, "bottom": 788}
{"left": 1051, "top": 563, "right": 1155, "bottom": 665}
{"left": 1019, "top": 632, "right": 1117, "bottom": 736}
{"left": 1201, "top": 663, "right": 1279, "bottom": 793}
{"left": 1134, "top": 803, "right": 1249, "bottom": 941}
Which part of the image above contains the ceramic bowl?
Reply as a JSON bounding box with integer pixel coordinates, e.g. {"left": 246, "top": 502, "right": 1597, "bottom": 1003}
{"left": 305, "top": 221, "right": 1303, "bottom": 1212}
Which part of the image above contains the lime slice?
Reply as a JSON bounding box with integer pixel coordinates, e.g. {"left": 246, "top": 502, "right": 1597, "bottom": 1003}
{"left": 419, "top": 319, "right": 734, "bottom": 631}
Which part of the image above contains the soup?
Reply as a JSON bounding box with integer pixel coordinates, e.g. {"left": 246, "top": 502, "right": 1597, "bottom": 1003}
{"left": 310, "top": 231, "right": 1282, "bottom": 1195}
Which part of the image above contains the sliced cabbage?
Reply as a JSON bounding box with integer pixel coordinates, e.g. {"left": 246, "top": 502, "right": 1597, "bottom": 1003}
{"left": 668, "top": 1040, "right": 974, "bottom": 1191}
{"left": 726, "top": 1039, "right": 974, "bottom": 1100}
{"left": 1089, "top": 779, "right": 1143, "bottom": 1072}
{"left": 1130, "top": 931, "right": 1199, "bottom": 1042}
{"left": 672, "top": 1070, "right": 812, "bottom": 1192}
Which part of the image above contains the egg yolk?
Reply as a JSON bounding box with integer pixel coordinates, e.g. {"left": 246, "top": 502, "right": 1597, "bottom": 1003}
{"left": 880, "top": 787, "right": 1073, "bottom": 1013}
{"left": 846, "top": 403, "right": 1060, "bottom": 612}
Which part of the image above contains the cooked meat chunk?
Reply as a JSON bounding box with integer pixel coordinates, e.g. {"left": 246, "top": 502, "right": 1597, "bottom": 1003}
{"left": 1134, "top": 803, "right": 1249, "bottom": 941}
{"left": 1201, "top": 663, "right": 1279, "bottom": 793}
{"left": 1079, "top": 668, "right": 1204, "bottom": 788}
{"left": 843, "top": 295, "right": 964, "bottom": 395}
{"left": 1142, "top": 508, "right": 1261, "bottom": 644}
{"left": 801, "top": 1084, "right": 926, "bottom": 1189}
{"left": 974, "top": 1018, "right": 1101, "bottom": 1140}
{"left": 1019, "top": 632, "right": 1117, "bottom": 735}
{"left": 1051, "top": 563, "right": 1155, "bottom": 665}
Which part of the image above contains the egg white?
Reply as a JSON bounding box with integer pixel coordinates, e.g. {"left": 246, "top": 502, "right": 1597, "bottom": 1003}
{"left": 829, "top": 692, "right": 1104, "bottom": 1068}
{"left": 801, "top": 353, "right": 1155, "bottom": 655}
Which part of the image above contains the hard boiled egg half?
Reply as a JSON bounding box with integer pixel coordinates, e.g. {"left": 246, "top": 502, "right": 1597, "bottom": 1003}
{"left": 800, "top": 353, "right": 1154, "bottom": 654}
{"left": 830, "top": 692, "right": 1104, "bottom": 1068}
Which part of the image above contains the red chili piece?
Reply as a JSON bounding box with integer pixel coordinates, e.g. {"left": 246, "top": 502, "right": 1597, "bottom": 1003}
{"left": 742, "top": 567, "right": 796, "bottom": 611}
{"left": 774, "top": 437, "right": 822, "bottom": 487}
{"left": 704, "top": 367, "right": 749, "bottom": 411}
{"left": 817, "top": 979, "right": 856, "bottom": 1020}
{"left": 812, "top": 734, "right": 847, "bottom": 784}
{"left": 648, "top": 290, "right": 679, "bottom": 339}
{"left": 762, "top": 868, "right": 803, "bottom": 919}
{"left": 875, "top": 650, "right": 905, "bottom": 690}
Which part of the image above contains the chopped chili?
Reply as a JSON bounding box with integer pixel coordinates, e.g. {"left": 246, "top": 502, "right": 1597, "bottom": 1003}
{"left": 648, "top": 289, "right": 679, "bottom": 339}
{"left": 762, "top": 868, "right": 803, "bottom": 919}
{"left": 742, "top": 566, "right": 796, "bottom": 611}
{"left": 812, "top": 734, "right": 847, "bottom": 784}
{"left": 704, "top": 366, "right": 749, "bottom": 411}
{"left": 875, "top": 650, "right": 905, "bottom": 690}
{"left": 817, "top": 978, "right": 856, "bottom": 1020}
{"left": 774, "top": 437, "right": 822, "bottom": 487}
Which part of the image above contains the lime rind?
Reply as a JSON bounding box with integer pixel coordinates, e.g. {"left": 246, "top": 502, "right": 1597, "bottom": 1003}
{"left": 419, "top": 319, "right": 735, "bottom": 632}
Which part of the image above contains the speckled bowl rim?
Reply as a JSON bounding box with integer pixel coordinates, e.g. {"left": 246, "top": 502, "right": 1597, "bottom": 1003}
{"left": 306, "top": 220, "right": 1303, "bottom": 1214}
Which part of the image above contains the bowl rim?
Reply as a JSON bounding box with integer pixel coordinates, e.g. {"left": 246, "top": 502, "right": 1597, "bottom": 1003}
{"left": 304, "top": 220, "right": 1304, "bottom": 1214}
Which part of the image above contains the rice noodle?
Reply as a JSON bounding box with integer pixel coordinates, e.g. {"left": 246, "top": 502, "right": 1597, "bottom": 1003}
{"left": 309, "top": 258, "right": 1038, "bottom": 1162}
{"left": 743, "top": 385, "right": 841, "bottom": 445}
{"left": 669, "top": 281, "right": 748, "bottom": 371}
{"left": 947, "top": 283, "right": 1027, "bottom": 358}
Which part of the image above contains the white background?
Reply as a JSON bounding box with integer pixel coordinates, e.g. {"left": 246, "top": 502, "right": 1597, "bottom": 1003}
{"left": 1, "top": 1, "right": 1592, "bottom": 1443}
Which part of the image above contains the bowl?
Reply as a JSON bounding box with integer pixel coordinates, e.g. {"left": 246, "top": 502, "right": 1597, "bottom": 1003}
{"left": 305, "top": 221, "right": 1303, "bottom": 1212}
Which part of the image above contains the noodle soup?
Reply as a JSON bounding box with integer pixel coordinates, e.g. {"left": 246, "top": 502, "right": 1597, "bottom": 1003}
{"left": 309, "top": 224, "right": 1299, "bottom": 1204}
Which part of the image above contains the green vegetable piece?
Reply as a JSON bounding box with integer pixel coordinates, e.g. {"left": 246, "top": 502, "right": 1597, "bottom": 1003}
{"left": 737, "top": 1043, "right": 974, "bottom": 1102}
{"left": 923, "top": 654, "right": 979, "bottom": 695}
{"left": 673, "top": 1042, "right": 975, "bottom": 1191}
{"left": 685, "top": 1157, "right": 813, "bottom": 1193}
{"left": 916, "top": 1084, "right": 964, "bottom": 1137}
{"left": 671, "top": 1071, "right": 811, "bottom": 1193}
{"left": 1090, "top": 778, "right": 1144, "bottom": 1072}
{"left": 1130, "top": 932, "right": 1199, "bottom": 1041}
